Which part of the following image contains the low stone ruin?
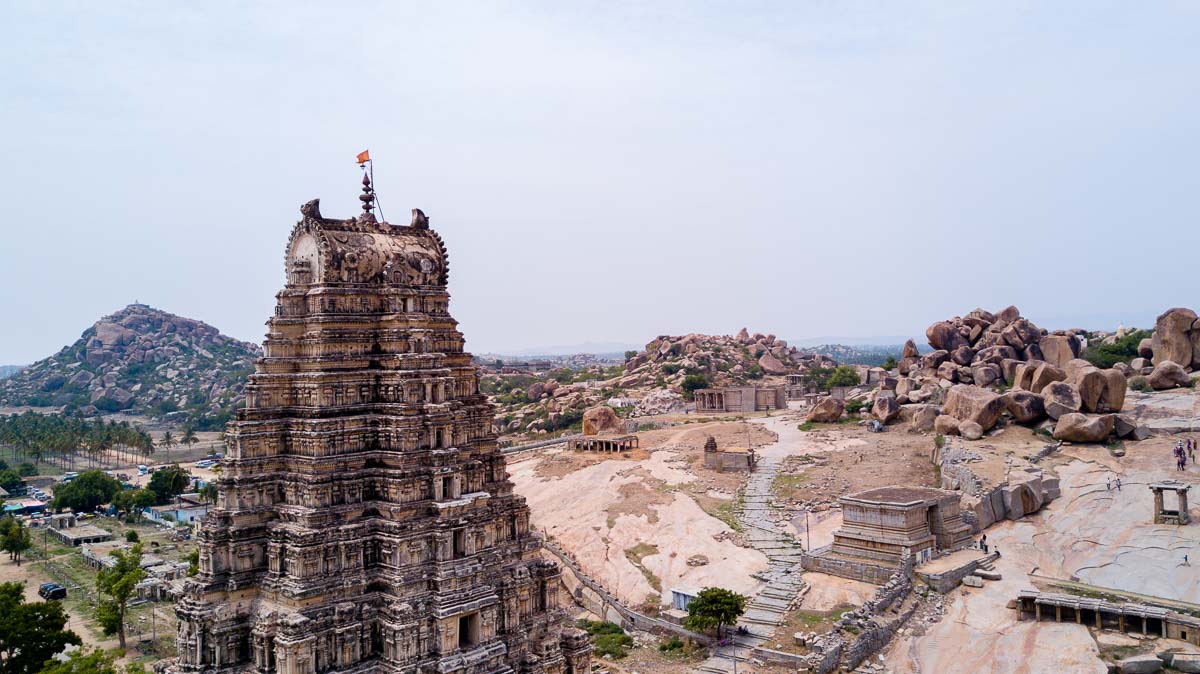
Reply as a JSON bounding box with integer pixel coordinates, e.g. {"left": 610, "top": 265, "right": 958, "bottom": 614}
{"left": 933, "top": 441, "right": 1060, "bottom": 528}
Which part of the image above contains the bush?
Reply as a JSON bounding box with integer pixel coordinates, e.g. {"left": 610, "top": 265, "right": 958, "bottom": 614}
{"left": 659, "top": 636, "right": 684, "bottom": 652}
{"left": 845, "top": 400, "right": 865, "bottom": 414}
{"left": 125, "top": 530, "right": 139, "bottom": 543}
{"left": 1130, "top": 376, "right": 1151, "bottom": 392}
{"left": 680, "top": 374, "right": 710, "bottom": 400}
{"left": 16, "top": 463, "right": 36, "bottom": 477}
{"left": 662, "top": 364, "right": 683, "bottom": 376}
{"left": 576, "top": 620, "right": 633, "bottom": 659}
{"left": 1084, "top": 329, "right": 1151, "bottom": 369}
{"left": 934, "top": 433, "right": 946, "bottom": 449}
{"left": 798, "top": 422, "right": 815, "bottom": 432}
{"left": 825, "top": 366, "right": 861, "bottom": 389}
{"left": 746, "top": 364, "right": 764, "bottom": 380}
{"left": 882, "top": 356, "right": 898, "bottom": 370}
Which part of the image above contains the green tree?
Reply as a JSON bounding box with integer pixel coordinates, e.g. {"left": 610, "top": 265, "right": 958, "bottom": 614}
{"left": 16, "top": 464, "right": 36, "bottom": 477}
{"left": 680, "top": 374, "right": 710, "bottom": 401}
{"left": 825, "top": 365, "right": 861, "bottom": 389}
{"left": 683, "top": 587, "right": 748, "bottom": 637}
{"left": 184, "top": 549, "right": 199, "bottom": 577}
{"left": 124, "top": 530, "right": 139, "bottom": 543}
{"left": 200, "top": 483, "right": 218, "bottom": 505}
{"left": 882, "top": 356, "right": 898, "bottom": 370}
{"left": 0, "top": 517, "right": 32, "bottom": 566}
{"left": 96, "top": 543, "right": 145, "bottom": 650}
{"left": 51, "top": 470, "right": 121, "bottom": 513}
{"left": 624, "top": 350, "right": 638, "bottom": 361}
{"left": 0, "top": 470, "right": 21, "bottom": 493}
{"left": 147, "top": 465, "right": 191, "bottom": 505}
{"left": 37, "top": 646, "right": 146, "bottom": 674}
{"left": 180, "top": 427, "right": 198, "bottom": 453}
{"left": 0, "top": 581, "right": 80, "bottom": 674}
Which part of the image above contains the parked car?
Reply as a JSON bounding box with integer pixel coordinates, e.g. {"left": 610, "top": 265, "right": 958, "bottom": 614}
{"left": 137, "top": 465, "right": 149, "bottom": 475}
{"left": 38, "top": 583, "right": 66, "bottom": 600}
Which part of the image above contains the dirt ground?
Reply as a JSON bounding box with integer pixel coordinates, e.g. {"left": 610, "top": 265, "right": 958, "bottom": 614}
{"left": 771, "top": 421, "right": 939, "bottom": 505}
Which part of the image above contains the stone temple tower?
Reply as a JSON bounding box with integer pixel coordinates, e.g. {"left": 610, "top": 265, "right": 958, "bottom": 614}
{"left": 171, "top": 183, "right": 590, "bottom": 674}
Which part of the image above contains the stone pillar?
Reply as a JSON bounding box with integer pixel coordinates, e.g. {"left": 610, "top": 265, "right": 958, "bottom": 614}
{"left": 1180, "top": 488, "right": 1190, "bottom": 524}
{"left": 1095, "top": 610, "right": 1102, "bottom": 628}
{"left": 1034, "top": 604, "right": 1041, "bottom": 621}
{"left": 1055, "top": 605, "right": 1061, "bottom": 622}
{"left": 1153, "top": 488, "right": 1165, "bottom": 525}
{"left": 1119, "top": 614, "right": 1125, "bottom": 631}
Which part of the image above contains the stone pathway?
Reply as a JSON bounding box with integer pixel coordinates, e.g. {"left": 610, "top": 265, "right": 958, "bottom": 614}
{"left": 696, "top": 448, "right": 807, "bottom": 673}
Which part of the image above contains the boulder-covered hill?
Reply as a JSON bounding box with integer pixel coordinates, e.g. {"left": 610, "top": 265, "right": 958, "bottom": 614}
{"left": 0, "top": 304, "right": 260, "bottom": 428}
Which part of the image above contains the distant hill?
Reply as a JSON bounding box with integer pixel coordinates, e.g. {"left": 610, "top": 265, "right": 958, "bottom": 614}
{"left": 799, "top": 343, "right": 924, "bottom": 366}
{"left": 0, "top": 304, "right": 260, "bottom": 429}
{"left": 0, "top": 365, "right": 24, "bottom": 380}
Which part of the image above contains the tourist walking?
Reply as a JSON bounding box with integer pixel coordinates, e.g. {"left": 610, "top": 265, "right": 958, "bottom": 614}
{"left": 1116, "top": 478, "right": 1122, "bottom": 491}
{"left": 1106, "top": 477, "right": 1111, "bottom": 491}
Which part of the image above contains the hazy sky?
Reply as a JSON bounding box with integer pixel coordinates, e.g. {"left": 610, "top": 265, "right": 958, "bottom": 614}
{"left": 3, "top": 2, "right": 1199, "bottom": 363}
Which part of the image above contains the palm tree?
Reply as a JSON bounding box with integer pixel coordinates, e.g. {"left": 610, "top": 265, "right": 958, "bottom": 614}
{"left": 181, "top": 427, "right": 198, "bottom": 457}
{"left": 161, "top": 431, "right": 175, "bottom": 463}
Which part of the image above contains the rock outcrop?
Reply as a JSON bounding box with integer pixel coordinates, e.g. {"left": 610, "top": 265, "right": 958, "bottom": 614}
{"left": 943, "top": 385, "right": 1006, "bottom": 431}
{"left": 1052, "top": 413, "right": 1115, "bottom": 443}
{"left": 1148, "top": 360, "right": 1191, "bottom": 390}
{"left": 808, "top": 397, "right": 845, "bottom": 423}
{"left": 581, "top": 405, "right": 623, "bottom": 436}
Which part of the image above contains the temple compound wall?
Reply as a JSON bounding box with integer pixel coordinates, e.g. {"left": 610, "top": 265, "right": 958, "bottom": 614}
{"left": 169, "top": 187, "right": 589, "bottom": 674}
{"left": 694, "top": 386, "right": 786, "bottom": 414}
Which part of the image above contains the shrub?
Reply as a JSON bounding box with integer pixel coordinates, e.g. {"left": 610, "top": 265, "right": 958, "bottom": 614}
{"left": 845, "top": 400, "right": 865, "bottom": 414}
{"left": 624, "top": 350, "right": 638, "bottom": 361}
{"left": 934, "top": 433, "right": 946, "bottom": 449}
{"left": 882, "top": 356, "right": 898, "bottom": 370}
{"left": 662, "top": 364, "right": 683, "bottom": 376}
{"left": 125, "top": 530, "right": 139, "bottom": 543}
{"left": 576, "top": 620, "right": 633, "bottom": 659}
{"left": 798, "top": 422, "right": 815, "bottom": 432}
{"left": 16, "top": 463, "right": 36, "bottom": 477}
{"left": 825, "top": 366, "right": 861, "bottom": 389}
{"left": 680, "top": 374, "right": 710, "bottom": 400}
{"left": 659, "top": 636, "right": 684, "bottom": 652}
{"left": 1084, "top": 329, "right": 1151, "bottom": 369}
{"left": 1130, "top": 376, "right": 1151, "bottom": 392}
{"left": 746, "top": 365, "right": 764, "bottom": 380}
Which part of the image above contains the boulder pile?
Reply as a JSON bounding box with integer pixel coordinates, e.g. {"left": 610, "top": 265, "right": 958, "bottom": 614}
{"left": 627, "top": 329, "right": 837, "bottom": 390}
{"left": 852, "top": 305, "right": 1154, "bottom": 444}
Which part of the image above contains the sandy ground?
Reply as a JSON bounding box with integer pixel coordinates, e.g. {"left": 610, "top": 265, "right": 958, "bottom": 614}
{"left": 0, "top": 556, "right": 117, "bottom": 649}
{"left": 798, "top": 572, "right": 874, "bottom": 611}
{"left": 509, "top": 421, "right": 773, "bottom": 607}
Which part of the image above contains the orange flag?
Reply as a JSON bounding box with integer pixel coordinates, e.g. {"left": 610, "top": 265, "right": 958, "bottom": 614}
{"left": 356, "top": 150, "right": 370, "bottom": 164}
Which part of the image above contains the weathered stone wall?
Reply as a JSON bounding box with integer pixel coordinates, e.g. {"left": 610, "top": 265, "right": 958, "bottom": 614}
{"left": 918, "top": 552, "right": 1000, "bottom": 593}
{"left": 800, "top": 549, "right": 897, "bottom": 585}
{"left": 842, "top": 601, "right": 920, "bottom": 670}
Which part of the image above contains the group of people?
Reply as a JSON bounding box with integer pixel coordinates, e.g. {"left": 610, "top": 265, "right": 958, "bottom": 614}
{"left": 1106, "top": 476, "right": 1122, "bottom": 491}
{"left": 1174, "top": 438, "right": 1197, "bottom": 471}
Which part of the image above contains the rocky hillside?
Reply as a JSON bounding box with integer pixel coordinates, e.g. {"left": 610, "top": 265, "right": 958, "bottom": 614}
{"left": 484, "top": 329, "right": 842, "bottom": 438}
{"left": 0, "top": 304, "right": 260, "bottom": 428}
{"left": 623, "top": 328, "right": 837, "bottom": 388}
{"left": 0, "top": 366, "right": 23, "bottom": 380}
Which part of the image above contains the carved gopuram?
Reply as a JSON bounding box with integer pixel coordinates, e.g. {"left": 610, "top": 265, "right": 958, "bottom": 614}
{"left": 171, "top": 181, "right": 590, "bottom": 674}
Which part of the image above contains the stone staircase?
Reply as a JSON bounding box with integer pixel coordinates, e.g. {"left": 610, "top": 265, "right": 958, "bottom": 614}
{"left": 695, "top": 451, "right": 808, "bottom": 672}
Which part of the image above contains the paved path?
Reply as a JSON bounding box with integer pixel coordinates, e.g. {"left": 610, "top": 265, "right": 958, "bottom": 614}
{"left": 696, "top": 432, "right": 807, "bottom": 673}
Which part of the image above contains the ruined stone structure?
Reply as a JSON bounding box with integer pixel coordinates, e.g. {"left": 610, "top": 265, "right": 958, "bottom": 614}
{"left": 832, "top": 487, "right": 973, "bottom": 565}
{"left": 1150, "top": 481, "right": 1191, "bottom": 525}
{"left": 1016, "top": 590, "right": 1200, "bottom": 644}
{"left": 694, "top": 386, "right": 786, "bottom": 413}
{"left": 171, "top": 185, "right": 589, "bottom": 674}
{"left": 702, "top": 435, "right": 756, "bottom": 472}
{"left": 803, "top": 486, "right": 972, "bottom": 583}
{"left": 565, "top": 436, "right": 637, "bottom": 452}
